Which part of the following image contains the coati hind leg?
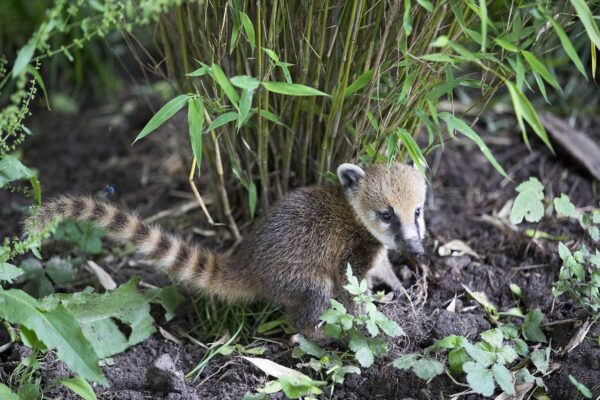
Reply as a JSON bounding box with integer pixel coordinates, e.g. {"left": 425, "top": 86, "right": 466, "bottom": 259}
{"left": 285, "top": 284, "right": 332, "bottom": 341}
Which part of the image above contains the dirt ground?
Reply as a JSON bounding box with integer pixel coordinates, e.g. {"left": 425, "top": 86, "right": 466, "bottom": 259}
{"left": 1, "top": 99, "right": 599, "bottom": 399}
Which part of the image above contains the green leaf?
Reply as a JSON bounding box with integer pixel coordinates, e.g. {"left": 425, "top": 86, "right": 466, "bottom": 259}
{"left": 0, "top": 288, "right": 106, "bottom": 385}
{"left": 20, "top": 258, "right": 54, "bottom": 298}
{"left": 0, "top": 383, "right": 19, "bottom": 400}
{"left": 509, "top": 283, "right": 522, "bottom": 298}
{"left": 403, "top": 0, "right": 413, "bottom": 35}
{"left": 188, "top": 97, "right": 205, "bottom": 168}
{"left": 480, "top": 328, "right": 503, "bottom": 349}
{"left": 510, "top": 177, "right": 545, "bottom": 224}
{"left": 248, "top": 181, "right": 257, "bottom": 219}
{"left": 439, "top": 113, "right": 507, "bottom": 178}
{"left": 514, "top": 338, "right": 529, "bottom": 357}
{"left": 530, "top": 347, "right": 550, "bottom": 373}
{"left": 46, "top": 257, "right": 75, "bottom": 285}
{"left": 496, "top": 345, "right": 518, "bottom": 365}
{"left": 570, "top": 0, "right": 600, "bottom": 50}
{"left": 230, "top": 75, "right": 260, "bottom": 90}
{"left": 12, "top": 42, "right": 35, "bottom": 78}
{"left": 588, "top": 226, "right": 599, "bottom": 241}
{"left": 506, "top": 81, "right": 553, "bottom": 152}
{"left": 376, "top": 319, "right": 405, "bottom": 338}
{"left": 463, "top": 362, "right": 495, "bottom": 396}
{"left": 547, "top": 16, "right": 587, "bottom": 79}
{"left": 146, "top": 285, "right": 183, "bottom": 322}
{"left": 60, "top": 376, "right": 97, "bottom": 400}
{"left": 186, "top": 63, "right": 210, "bottom": 77}
{"left": 522, "top": 308, "right": 547, "bottom": 343}
{"left": 491, "top": 363, "right": 514, "bottom": 395}
{"left": 392, "top": 353, "right": 419, "bottom": 370}
{"left": 448, "top": 348, "right": 469, "bottom": 374}
{"left": 494, "top": 38, "right": 518, "bottom": 52}
{"left": 46, "top": 278, "right": 156, "bottom": 359}
{"left": 298, "top": 336, "right": 325, "bottom": 358}
{"left": 416, "top": 0, "right": 433, "bottom": 12}
{"left": 134, "top": 95, "right": 189, "bottom": 143}
{"left": 413, "top": 358, "right": 444, "bottom": 380}
{"left": 426, "top": 335, "right": 465, "bottom": 353}
{"left": 207, "top": 112, "right": 238, "bottom": 132}
{"left": 262, "top": 48, "right": 279, "bottom": 63}
{"left": 521, "top": 50, "right": 560, "bottom": 90}
{"left": 396, "top": 128, "right": 427, "bottom": 177}
{"left": 0, "top": 263, "right": 24, "bottom": 283}
{"left": 240, "top": 12, "right": 256, "bottom": 51}
{"left": 349, "top": 332, "right": 374, "bottom": 367}
{"left": 211, "top": 63, "right": 240, "bottom": 107}
{"left": 237, "top": 89, "right": 254, "bottom": 129}
{"left": 0, "top": 156, "right": 36, "bottom": 187}
{"left": 345, "top": 70, "right": 374, "bottom": 97}
{"left": 323, "top": 323, "right": 341, "bottom": 339}
{"left": 569, "top": 375, "right": 593, "bottom": 399}
{"left": 26, "top": 65, "right": 50, "bottom": 108}
{"left": 478, "top": 0, "right": 487, "bottom": 51}
{"left": 262, "top": 81, "right": 328, "bottom": 97}
{"left": 554, "top": 194, "right": 579, "bottom": 219}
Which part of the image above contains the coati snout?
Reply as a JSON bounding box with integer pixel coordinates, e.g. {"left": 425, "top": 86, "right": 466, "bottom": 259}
{"left": 337, "top": 162, "right": 427, "bottom": 256}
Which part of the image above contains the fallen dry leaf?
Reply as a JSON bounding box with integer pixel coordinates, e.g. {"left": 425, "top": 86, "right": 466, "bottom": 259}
{"left": 438, "top": 240, "right": 480, "bottom": 259}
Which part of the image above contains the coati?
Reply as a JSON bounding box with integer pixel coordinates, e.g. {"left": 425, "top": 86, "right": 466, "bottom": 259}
{"left": 33, "top": 162, "right": 426, "bottom": 338}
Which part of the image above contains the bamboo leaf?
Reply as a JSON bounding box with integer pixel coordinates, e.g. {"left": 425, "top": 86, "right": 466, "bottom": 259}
{"left": 134, "top": 95, "right": 189, "bottom": 143}
{"left": 505, "top": 81, "right": 554, "bottom": 152}
{"left": 60, "top": 377, "right": 97, "bottom": 400}
{"left": 262, "top": 81, "right": 329, "bottom": 96}
{"left": 570, "top": 0, "right": 600, "bottom": 49}
{"left": 403, "top": 0, "right": 413, "bottom": 36}
{"left": 230, "top": 75, "right": 260, "bottom": 90}
{"left": 237, "top": 89, "right": 254, "bottom": 129}
{"left": 240, "top": 12, "right": 256, "bottom": 51}
{"left": 211, "top": 63, "right": 240, "bottom": 107}
{"left": 207, "top": 112, "right": 238, "bottom": 131}
{"left": 416, "top": 0, "right": 433, "bottom": 12}
{"left": 188, "top": 97, "right": 205, "bottom": 168}
{"left": 440, "top": 113, "right": 507, "bottom": 178}
{"left": 521, "top": 50, "right": 560, "bottom": 90}
{"left": 396, "top": 129, "right": 427, "bottom": 176}
{"left": 345, "top": 70, "right": 374, "bottom": 97}
{"left": 547, "top": 16, "right": 587, "bottom": 79}
{"left": 248, "top": 181, "right": 257, "bottom": 218}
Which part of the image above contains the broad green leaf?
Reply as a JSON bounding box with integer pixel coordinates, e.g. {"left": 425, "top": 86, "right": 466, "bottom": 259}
{"left": 462, "top": 340, "right": 494, "bottom": 367}
{"left": 569, "top": 375, "right": 593, "bottom": 399}
{"left": 376, "top": 319, "right": 405, "bottom": 337}
{"left": 480, "top": 328, "right": 503, "bottom": 349}
{"left": 392, "top": 353, "right": 419, "bottom": 370}
{"left": 521, "top": 50, "right": 560, "bottom": 90}
{"left": 207, "top": 112, "right": 238, "bottom": 131}
{"left": 211, "top": 63, "right": 240, "bottom": 107}
{"left": 548, "top": 16, "right": 587, "bottom": 79}
{"left": 554, "top": 194, "right": 579, "bottom": 219}
{"left": 230, "top": 75, "right": 260, "bottom": 90}
{"left": 262, "top": 81, "right": 328, "bottom": 97}
{"left": 0, "top": 384, "right": 19, "bottom": 400}
{"left": 278, "top": 375, "right": 324, "bottom": 399}
{"left": 413, "top": 358, "right": 444, "bottom": 380}
{"left": 134, "top": 95, "right": 189, "bottom": 142}
{"left": 522, "top": 309, "right": 547, "bottom": 343}
{"left": 506, "top": 81, "right": 553, "bottom": 152}
{"left": 12, "top": 42, "right": 35, "bottom": 78}
{"left": 345, "top": 70, "right": 374, "bottom": 97}
{"left": 463, "top": 362, "right": 495, "bottom": 396}
{"left": 0, "top": 263, "right": 24, "bottom": 283}
{"left": 530, "top": 347, "right": 550, "bottom": 373}
{"left": 188, "top": 97, "right": 205, "bottom": 168}
{"left": 0, "top": 156, "right": 36, "bottom": 187}
{"left": 298, "top": 336, "right": 325, "bottom": 358}
{"left": 496, "top": 345, "right": 518, "bottom": 365}
{"left": 509, "top": 283, "right": 522, "bottom": 298}
{"left": 349, "top": 332, "right": 374, "bottom": 367}
{"left": 240, "top": 12, "right": 256, "bottom": 51}
{"left": 491, "top": 363, "right": 514, "bottom": 395}
{"left": 0, "top": 288, "right": 106, "bottom": 385}
{"left": 426, "top": 335, "right": 464, "bottom": 353}
{"left": 570, "top": 0, "right": 600, "bottom": 49}
{"left": 439, "top": 113, "right": 507, "bottom": 178}
{"left": 589, "top": 226, "right": 600, "bottom": 241}
{"left": 448, "top": 348, "right": 469, "bottom": 374}
{"left": 45, "top": 278, "right": 156, "bottom": 359}
{"left": 20, "top": 258, "right": 55, "bottom": 298}
{"left": 46, "top": 257, "right": 75, "bottom": 285}
{"left": 145, "top": 285, "right": 183, "bottom": 322}
{"left": 514, "top": 338, "right": 529, "bottom": 357}
{"left": 60, "top": 376, "right": 97, "bottom": 400}
{"left": 510, "top": 177, "right": 545, "bottom": 224}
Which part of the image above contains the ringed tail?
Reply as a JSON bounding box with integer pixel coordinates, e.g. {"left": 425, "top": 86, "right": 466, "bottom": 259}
{"left": 33, "top": 195, "right": 234, "bottom": 298}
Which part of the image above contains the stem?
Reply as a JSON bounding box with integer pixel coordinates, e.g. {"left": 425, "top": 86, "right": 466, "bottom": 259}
{"left": 256, "top": 0, "right": 270, "bottom": 211}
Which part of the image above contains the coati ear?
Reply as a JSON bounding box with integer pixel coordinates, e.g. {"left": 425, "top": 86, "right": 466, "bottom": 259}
{"left": 337, "top": 163, "right": 365, "bottom": 192}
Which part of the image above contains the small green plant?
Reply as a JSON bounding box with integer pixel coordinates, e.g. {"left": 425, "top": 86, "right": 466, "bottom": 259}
{"left": 510, "top": 177, "right": 600, "bottom": 315}
{"left": 393, "top": 313, "right": 552, "bottom": 397}
{"left": 245, "top": 265, "right": 404, "bottom": 399}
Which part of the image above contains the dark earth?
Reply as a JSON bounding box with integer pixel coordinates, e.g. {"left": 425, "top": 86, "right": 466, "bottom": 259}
{"left": 1, "top": 97, "right": 599, "bottom": 399}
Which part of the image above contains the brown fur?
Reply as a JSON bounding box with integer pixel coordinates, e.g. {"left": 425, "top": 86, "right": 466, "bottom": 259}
{"left": 31, "top": 163, "right": 426, "bottom": 338}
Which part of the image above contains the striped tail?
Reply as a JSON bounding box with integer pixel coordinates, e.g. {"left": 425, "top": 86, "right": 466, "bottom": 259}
{"left": 33, "top": 195, "right": 234, "bottom": 298}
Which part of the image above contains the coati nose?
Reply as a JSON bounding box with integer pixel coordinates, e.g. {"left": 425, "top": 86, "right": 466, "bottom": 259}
{"left": 407, "top": 241, "right": 425, "bottom": 256}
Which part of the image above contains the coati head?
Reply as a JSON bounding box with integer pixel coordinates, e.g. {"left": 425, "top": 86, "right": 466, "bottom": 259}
{"left": 337, "top": 162, "right": 427, "bottom": 256}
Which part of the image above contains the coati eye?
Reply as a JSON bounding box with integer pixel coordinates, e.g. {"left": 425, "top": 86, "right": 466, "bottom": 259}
{"left": 415, "top": 208, "right": 421, "bottom": 218}
{"left": 380, "top": 211, "right": 392, "bottom": 222}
